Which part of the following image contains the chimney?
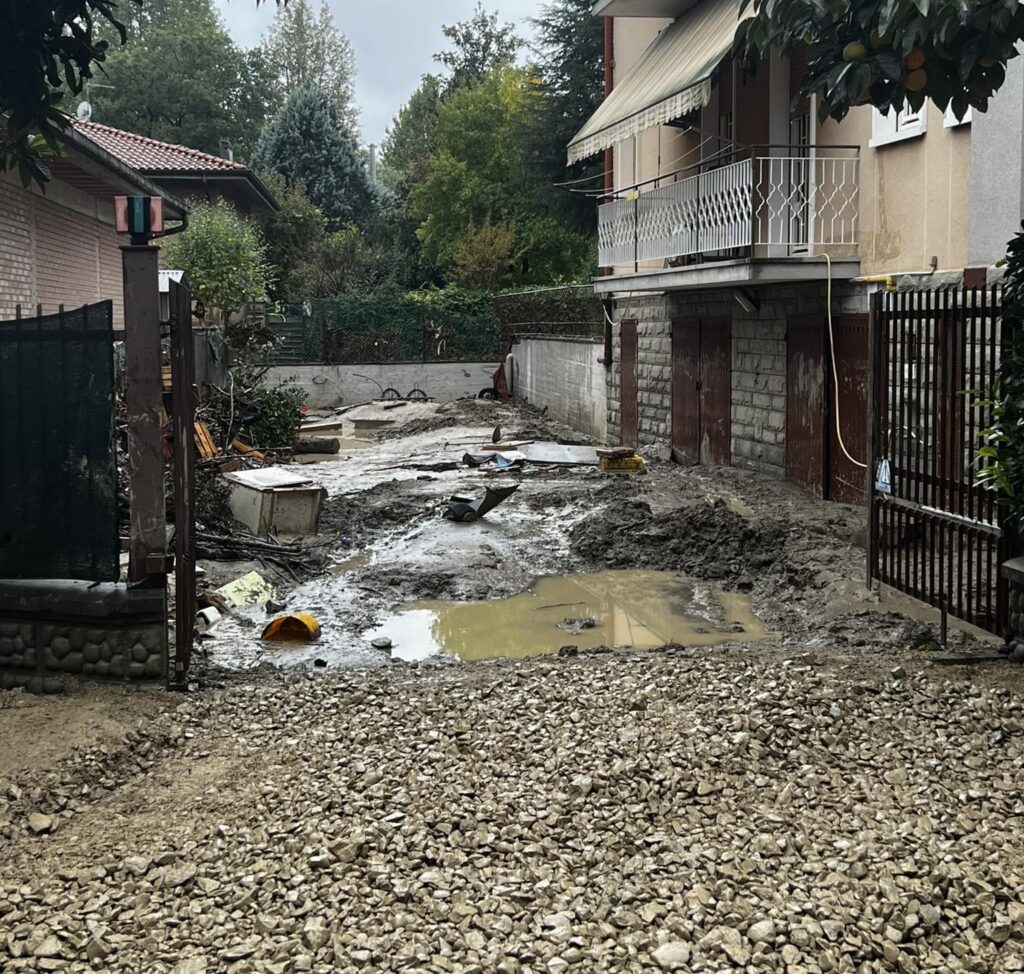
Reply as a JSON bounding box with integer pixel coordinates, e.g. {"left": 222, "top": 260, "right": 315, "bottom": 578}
{"left": 219, "top": 140, "right": 234, "bottom": 163}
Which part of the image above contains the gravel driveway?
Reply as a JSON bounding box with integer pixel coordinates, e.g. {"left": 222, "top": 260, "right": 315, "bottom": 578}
{"left": 3, "top": 647, "right": 1024, "bottom": 972}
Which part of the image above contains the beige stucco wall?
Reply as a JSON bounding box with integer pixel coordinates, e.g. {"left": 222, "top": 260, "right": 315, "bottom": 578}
{"left": 818, "top": 104, "right": 971, "bottom": 277}
{"left": 605, "top": 15, "right": 974, "bottom": 280}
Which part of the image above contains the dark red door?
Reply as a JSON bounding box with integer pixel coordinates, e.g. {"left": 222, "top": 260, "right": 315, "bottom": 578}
{"left": 829, "top": 314, "right": 869, "bottom": 504}
{"left": 786, "top": 315, "right": 826, "bottom": 495}
{"left": 700, "top": 319, "right": 732, "bottom": 465}
{"left": 671, "top": 319, "right": 700, "bottom": 463}
{"left": 620, "top": 319, "right": 638, "bottom": 447}
{"left": 671, "top": 317, "right": 731, "bottom": 465}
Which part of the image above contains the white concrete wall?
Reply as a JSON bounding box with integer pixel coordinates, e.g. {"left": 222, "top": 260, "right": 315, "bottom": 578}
{"left": 511, "top": 337, "right": 608, "bottom": 442}
{"left": 264, "top": 362, "right": 499, "bottom": 409}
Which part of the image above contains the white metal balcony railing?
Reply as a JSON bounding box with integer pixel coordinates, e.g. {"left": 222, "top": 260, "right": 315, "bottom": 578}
{"left": 597, "top": 151, "right": 860, "bottom": 270}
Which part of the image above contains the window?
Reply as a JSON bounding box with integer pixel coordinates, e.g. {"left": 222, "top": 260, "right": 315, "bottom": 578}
{"left": 944, "top": 105, "right": 972, "bottom": 128}
{"left": 870, "top": 106, "right": 927, "bottom": 147}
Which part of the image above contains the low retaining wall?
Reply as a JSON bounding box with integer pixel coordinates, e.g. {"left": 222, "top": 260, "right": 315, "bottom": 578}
{"left": 264, "top": 362, "right": 500, "bottom": 409}
{"left": 0, "top": 581, "right": 166, "bottom": 691}
{"left": 511, "top": 337, "right": 608, "bottom": 442}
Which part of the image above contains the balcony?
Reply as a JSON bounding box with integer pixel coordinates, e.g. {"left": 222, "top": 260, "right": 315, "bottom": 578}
{"left": 596, "top": 147, "right": 860, "bottom": 287}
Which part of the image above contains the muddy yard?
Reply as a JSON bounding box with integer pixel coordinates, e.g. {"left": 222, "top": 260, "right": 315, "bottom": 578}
{"left": 193, "top": 397, "right": 961, "bottom": 674}
{"left": 3, "top": 398, "right": 1024, "bottom": 974}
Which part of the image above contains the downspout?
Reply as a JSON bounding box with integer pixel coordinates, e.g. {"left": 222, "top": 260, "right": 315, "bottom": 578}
{"left": 601, "top": 15, "right": 615, "bottom": 369}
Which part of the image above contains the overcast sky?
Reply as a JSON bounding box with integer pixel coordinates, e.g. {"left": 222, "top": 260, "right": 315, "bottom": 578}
{"left": 214, "top": 0, "right": 541, "bottom": 147}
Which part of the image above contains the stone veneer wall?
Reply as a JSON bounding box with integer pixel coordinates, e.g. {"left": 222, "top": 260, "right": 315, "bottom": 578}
{"left": 0, "top": 581, "right": 166, "bottom": 691}
{"left": 606, "top": 283, "right": 868, "bottom": 475}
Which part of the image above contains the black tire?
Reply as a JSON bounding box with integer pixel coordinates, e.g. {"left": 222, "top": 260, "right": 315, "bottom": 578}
{"left": 478, "top": 387, "right": 498, "bottom": 400}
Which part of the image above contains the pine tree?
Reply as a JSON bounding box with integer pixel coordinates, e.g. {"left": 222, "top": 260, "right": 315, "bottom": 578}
{"left": 253, "top": 82, "right": 373, "bottom": 230}
{"left": 262, "top": 0, "right": 359, "bottom": 134}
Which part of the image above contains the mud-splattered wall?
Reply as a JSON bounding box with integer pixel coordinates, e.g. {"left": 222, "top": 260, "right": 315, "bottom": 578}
{"left": 606, "top": 283, "right": 869, "bottom": 476}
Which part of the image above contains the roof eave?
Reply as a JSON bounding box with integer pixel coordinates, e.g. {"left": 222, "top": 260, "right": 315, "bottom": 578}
{"left": 57, "top": 124, "right": 189, "bottom": 221}
{"left": 141, "top": 170, "right": 281, "bottom": 213}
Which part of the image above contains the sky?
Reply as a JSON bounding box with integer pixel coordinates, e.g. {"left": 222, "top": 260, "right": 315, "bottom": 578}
{"left": 214, "top": 0, "right": 541, "bottom": 148}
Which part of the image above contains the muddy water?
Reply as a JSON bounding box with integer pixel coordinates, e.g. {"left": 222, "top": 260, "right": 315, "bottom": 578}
{"left": 365, "top": 570, "right": 769, "bottom": 662}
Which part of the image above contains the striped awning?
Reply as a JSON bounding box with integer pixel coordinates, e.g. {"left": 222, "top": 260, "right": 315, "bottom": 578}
{"left": 567, "top": 0, "right": 747, "bottom": 165}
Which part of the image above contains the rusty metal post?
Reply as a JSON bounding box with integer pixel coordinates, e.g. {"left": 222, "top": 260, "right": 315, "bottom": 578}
{"left": 169, "top": 280, "right": 196, "bottom": 687}
{"left": 121, "top": 244, "right": 166, "bottom": 587}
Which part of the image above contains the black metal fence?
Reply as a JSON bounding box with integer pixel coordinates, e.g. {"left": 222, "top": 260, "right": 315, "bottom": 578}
{"left": 0, "top": 302, "right": 118, "bottom": 580}
{"left": 868, "top": 287, "right": 1007, "bottom": 634}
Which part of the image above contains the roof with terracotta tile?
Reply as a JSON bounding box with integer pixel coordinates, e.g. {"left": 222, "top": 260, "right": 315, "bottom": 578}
{"left": 70, "top": 118, "right": 248, "bottom": 174}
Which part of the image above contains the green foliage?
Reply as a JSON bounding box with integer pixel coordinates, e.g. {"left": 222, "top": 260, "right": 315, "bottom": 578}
{"left": 379, "top": 75, "right": 443, "bottom": 196}
{"left": 528, "top": 0, "right": 606, "bottom": 232}
{"left": 738, "top": 0, "right": 1024, "bottom": 123}
{"left": 257, "top": 175, "right": 328, "bottom": 300}
{"left": 242, "top": 384, "right": 306, "bottom": 449}
{"left": 493, "top": 285, "right": 603, "bottom": 338}
{"left": 410, "top": 66, "right": 595, "bottom": 288}
{"left": 89, "top": 0, "right": 273, "bottom": 159}
{"left": 0, "top": 0, "right": 141, "bottom": 186}
{"left": 162, "top": 199, "right": 271, "bottom": 326}
{"left": 976, "top": 225, "right": 1024, "bottom": 530}
{"left": 261, "top": 0, "right": 358, "bottom": 132}
{"left": 434, "top": 2, "right": 523, "bottom": 93}
{"left": 254, "top": 82, "right": 373, "bottom": 231}
{"left": 451, "top": 220, "right": 521, "bottom": 292}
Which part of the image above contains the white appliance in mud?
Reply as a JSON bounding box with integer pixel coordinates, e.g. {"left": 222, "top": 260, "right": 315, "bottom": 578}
{"left": 223, "top": 467, "right": 326, "bottom": 538}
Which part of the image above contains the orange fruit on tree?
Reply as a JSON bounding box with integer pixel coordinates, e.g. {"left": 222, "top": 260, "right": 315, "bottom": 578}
{"left": 843, "top": 41, "right": 868, "bottom": 62}
{"left": 905, "top": 69, "right": 928, "bottom": 91}
{"left": 904, "top": 48, "right": 926, "bottom": 70}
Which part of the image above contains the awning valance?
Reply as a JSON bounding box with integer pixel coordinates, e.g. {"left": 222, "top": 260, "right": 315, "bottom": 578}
{"left": 567, "top": 0, "right": 747, "bottom": 165}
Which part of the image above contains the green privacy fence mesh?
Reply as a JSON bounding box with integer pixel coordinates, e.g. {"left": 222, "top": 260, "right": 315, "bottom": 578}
{"left": 0, "top": 302, "right": 118, "bottom": 581}
{"left": 271, "top": 298, "right": 502, "bottom": 365}
{"left": 267, "top": 288, "right": 604, "bottom": 365}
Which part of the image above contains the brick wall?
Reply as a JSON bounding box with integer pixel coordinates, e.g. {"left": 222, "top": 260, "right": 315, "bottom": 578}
{"left": 0, "top": 173, "right": 125, "bottom": 325}
{"left": 0, "top": 182, "right": 34, "bottom": 319}
{"left": 608, "top": 282, "right": 868, "bottom": 476}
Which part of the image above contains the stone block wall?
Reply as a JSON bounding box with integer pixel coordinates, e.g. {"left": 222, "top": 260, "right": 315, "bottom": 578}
{"left": 606, "top": 281, "right": 869, "bottom": 475}
{"left": 0, "top": 581, "right": 166, "bottom": 691}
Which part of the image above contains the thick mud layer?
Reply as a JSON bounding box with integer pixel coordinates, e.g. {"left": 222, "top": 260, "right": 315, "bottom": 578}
{"left": 193, "top": 400, "right": 998, "bottom": 676}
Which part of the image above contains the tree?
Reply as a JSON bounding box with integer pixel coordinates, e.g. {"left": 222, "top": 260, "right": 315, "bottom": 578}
{"left": 88, "top": 0, "right": 270, "bottom": 159}
{"left": 161, "top": 198, "right": 271, "bottom": 327}
{"left": 451, "top": 220, "right": 521, "bottom": 292}
{"left": 527, "top": 0, "right": 606, "bottom": 231}
{"left": 253, "top": 82, "right": 373, "bottom": 230}
{"left": 434, "top": 3, "right": 524, "bottom": 93}
{"left": 0, "top": 0, "right": 282, "bottom": 186}
{"left": 262, "top": 0, "right": 358, "bottom": 133}
{"left": 738, "top": 0, "right": 1024, "bottom": 124}
{"left": 410, "top": 65, "right": 593, "bottom": 286}
{"left": 380, "top": 75, "right": 443, "bottom": 196}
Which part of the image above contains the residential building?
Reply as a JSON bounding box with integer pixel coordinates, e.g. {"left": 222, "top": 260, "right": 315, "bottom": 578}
{"left": 0, "top": 119, "right": 277, "bottom": 326}
{"left": 570, "top": 0, "right": 1018, "bottom": 502}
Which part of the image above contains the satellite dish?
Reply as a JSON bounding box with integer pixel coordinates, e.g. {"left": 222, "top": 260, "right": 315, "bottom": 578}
{"left": 76, "top": 101, "right": 93, "bottom": 122}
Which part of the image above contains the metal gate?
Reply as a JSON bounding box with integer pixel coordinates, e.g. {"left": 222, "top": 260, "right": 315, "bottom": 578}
{"left": 867, "top": 287, "right": 1006, "bottom": 634}
{"left": 0, "top": 302, "right": 118, "bottom": 580}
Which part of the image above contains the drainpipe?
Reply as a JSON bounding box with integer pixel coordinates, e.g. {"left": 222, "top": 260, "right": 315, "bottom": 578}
{"left": 603, "top": 17, "right": 614, "bottom": 280}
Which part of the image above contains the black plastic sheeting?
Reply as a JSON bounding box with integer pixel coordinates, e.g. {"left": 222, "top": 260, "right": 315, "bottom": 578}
{"left": 0, "top": 302, "right": 118, "bottom": 580}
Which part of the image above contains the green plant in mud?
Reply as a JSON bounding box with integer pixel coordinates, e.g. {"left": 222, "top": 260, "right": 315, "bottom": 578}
{"left": 975, "top": 223, "right": 1024, "bottom": 536}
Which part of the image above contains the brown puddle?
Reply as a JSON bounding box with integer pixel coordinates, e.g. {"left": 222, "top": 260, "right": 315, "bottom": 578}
{"left": 366, "top": 570, "right": 769, "bottom": 662}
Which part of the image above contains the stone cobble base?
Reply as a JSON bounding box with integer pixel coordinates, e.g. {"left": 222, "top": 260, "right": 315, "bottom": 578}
{"left": 0, "top": 580, "right": 166, "bottom": 691}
